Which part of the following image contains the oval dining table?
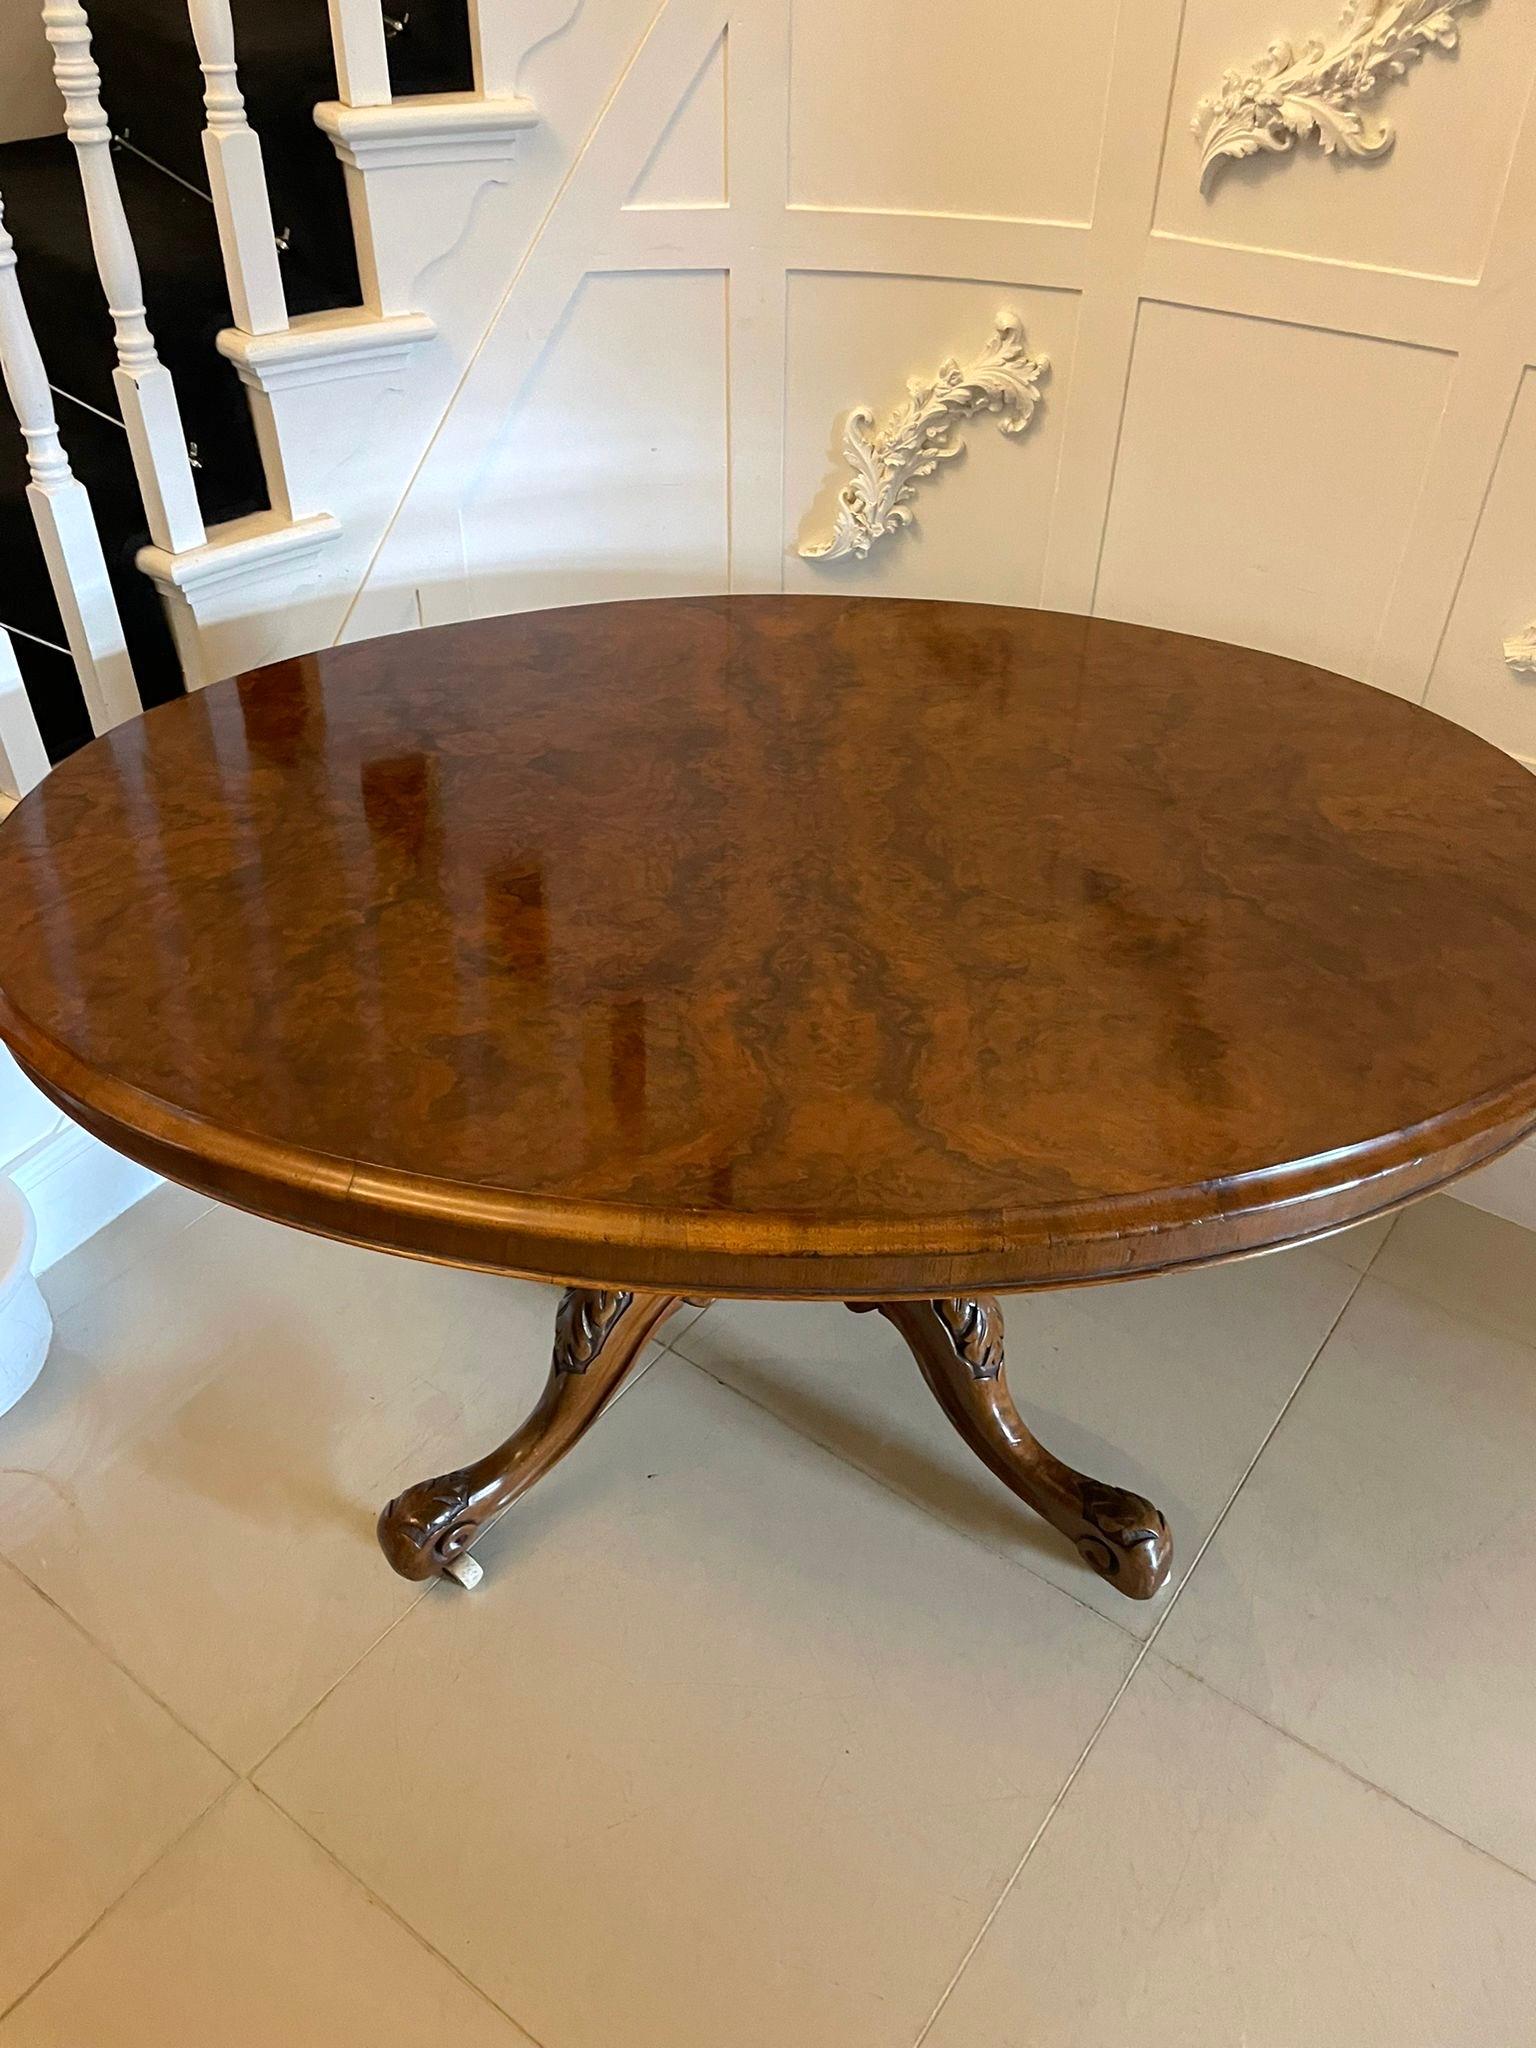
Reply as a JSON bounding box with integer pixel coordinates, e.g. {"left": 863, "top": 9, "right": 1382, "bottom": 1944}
{"left": 5, "top": 596, "right": 1536, "bottom": 1601}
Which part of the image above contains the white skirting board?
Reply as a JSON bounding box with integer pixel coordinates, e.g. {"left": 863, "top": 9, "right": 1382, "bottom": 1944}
{"left": 7, "top": 1119, "right": 160, "bottom": 1274}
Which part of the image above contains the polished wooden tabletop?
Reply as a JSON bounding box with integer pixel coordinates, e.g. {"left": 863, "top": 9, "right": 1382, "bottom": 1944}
{"left": 4, "top": 595, "right": 1536, "bottom": 1299}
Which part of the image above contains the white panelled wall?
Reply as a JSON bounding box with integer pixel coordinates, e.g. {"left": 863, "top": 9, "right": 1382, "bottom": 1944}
{"left": 8, "top": 0, "right": 1536, "bottom": 1258}
{"left": 334, "top": 0, "right": 1536, "bottom": 769}
{"left": 331, "top": 0, "right": 1536, "bottom": 1220}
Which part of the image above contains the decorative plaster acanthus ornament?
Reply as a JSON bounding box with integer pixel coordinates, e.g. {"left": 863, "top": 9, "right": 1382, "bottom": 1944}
{"left": 1192, "top": 0, "right": 1484, "bottom": 192}
{"left": 798, "top": 310, "right": 1048, "bottom": 564}
{"left": 1504, "top": 622, "right": 1536, "bottom": 674}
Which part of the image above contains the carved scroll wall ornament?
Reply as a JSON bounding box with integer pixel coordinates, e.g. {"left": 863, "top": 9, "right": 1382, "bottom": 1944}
{"left": 1192, "top": 0, "right": 1485, "bottom": 192}
{"left": 798, "top": 310, "right": 1048, "bottom": 564}
{"left": 1505, "top": 622, "right": 1536, "bottom": 674}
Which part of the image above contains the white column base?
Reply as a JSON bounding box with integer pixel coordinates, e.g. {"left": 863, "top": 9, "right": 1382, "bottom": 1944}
{"left": 0, "top": 1178, "right": 51, "bottom": 1421}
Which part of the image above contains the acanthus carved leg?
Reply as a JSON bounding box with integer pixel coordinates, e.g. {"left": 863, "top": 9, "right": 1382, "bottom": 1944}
{"left": 876, "top": 1296, "right": 1173, "bottom": 1601}
{"left": 378, "top": 1287, "right": 684, "bottom": 1582}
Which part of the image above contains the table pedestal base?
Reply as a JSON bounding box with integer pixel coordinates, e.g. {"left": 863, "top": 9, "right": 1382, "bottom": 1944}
{"left": 378, "top": 1288, "right": 1173, "bottom": 1601}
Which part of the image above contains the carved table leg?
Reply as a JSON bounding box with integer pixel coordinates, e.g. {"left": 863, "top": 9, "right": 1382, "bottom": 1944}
{"left": 875, "top": 1296, "right": 1173, "bottom": 1600}
{"left": 378, "top": 1287, "right": 684, "bottom": 1583}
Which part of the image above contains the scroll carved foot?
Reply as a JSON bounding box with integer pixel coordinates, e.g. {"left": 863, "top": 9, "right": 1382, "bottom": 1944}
{"left": 875, "top": 1296, "right": 1173, "bottom": 1601}
{"left": 378, "top": 1287, "right": 683, "bottom": 1582}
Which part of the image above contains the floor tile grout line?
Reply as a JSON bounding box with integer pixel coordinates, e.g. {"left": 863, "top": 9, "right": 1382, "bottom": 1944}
{"left": 662, "top": 1276, "right": 1362, "bottom": 1646}
{"left": 908, "top": 1262, "right": 1372, "bottom": 2048}
{"left": 660, "top": 1343, "right": 1128, "bottom": 1636}
{"left": 16, "top": 1245, "right": 1370, "bottom": 1785}
{"left": 1, "top": 1469, "right": 434, "bottom": 1784}
{"left": 0, "top": 1237, "right": 1391, "bottom": 2036}
{"left": 1346, "top": 1257, "right": 1536, "bottom": 1371}
{"left": 0, "top": 1551, "right": 236, "bottom": 1779}
{"left": 1361, "top": 1210, "right": 1402, "bottom": 1276}
{"left": 1139, "top": 1260, "right": 1372, "bottom": 1650}
{"left": 1151, "top": 1650, "right": 1536, "bottom": 1891}
{"left": 0, "top": 1767, "right": 551, "bottom": 2042}
{"left": 1125, "top": 1262, "right": 1365, "bottom": 1662}
{"left": 244, "top": 1345, "right": 671, "bottom": 1782}
{"left": 247, "top": 1781, "right": 552, "bottom": 2045}
{"left": 908, "top": 1634, "right": 1160, "bottom": 2048}
{"left": 13, "top": 1209, "right": 263, "bottom": 1600}
{"left": 242, "top": 1584, "right": 433, "bottom": 1782}
{"left": 0, "top": 1777, "right": 240, "bottom": 2025}
{"left": 2, "top": 1280, "right": 668, "bottom": 1798}
{"left": 256, "top": 1303, "right": 1416, "bottom": 2048}
{"left": 657, "top": 1302, "right": 711, "bottom": 1349}
{"left": 41, "top": 1193, "right": 217, "bottom": 1325}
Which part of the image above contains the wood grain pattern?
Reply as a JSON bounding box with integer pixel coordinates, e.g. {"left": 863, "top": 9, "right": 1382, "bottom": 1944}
{"left": 4, "top": 596, "right": 1536, "bottom": 1298}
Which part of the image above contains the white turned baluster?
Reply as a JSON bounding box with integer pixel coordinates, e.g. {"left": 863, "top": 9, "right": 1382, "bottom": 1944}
{"left": 326, "top": 0, "right": 392, "bottom": 107}
{"left": 42, "top": 0, "right": 206, "bottom": 555}
{"left": 0, "top": 189, "right": 139, "bottom": 738}
{"left": 0, "top": 628, "right": 50, "bottom": 803}
{"left": 187, "top": 0, "right": 288, "bottom": 336}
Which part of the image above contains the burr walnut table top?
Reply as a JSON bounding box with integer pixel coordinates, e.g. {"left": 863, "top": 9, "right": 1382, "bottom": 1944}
{"left": 5, "top": 595, "right": 1536, "bottom": 1299}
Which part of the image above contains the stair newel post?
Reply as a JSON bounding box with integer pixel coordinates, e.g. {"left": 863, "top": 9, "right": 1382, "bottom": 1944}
{"left": 0, "top": 188, "right": 140, "bottom": 739}
{"left": 0, "top": 631, "right": 50, "bottom": 805}
{"left": 325, "top": 0, "right": 393, "bottom": 107}
{"left": 186, "top": 0, "right": 289, "bottom": 337}
{"left": 41, "top": 0, "right": 207, "bottom": 556}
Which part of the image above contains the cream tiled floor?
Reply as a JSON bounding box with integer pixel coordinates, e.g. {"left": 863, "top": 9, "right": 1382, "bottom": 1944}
{"left": 2, "top": 1188, "right": 1534, "bottom": 2044}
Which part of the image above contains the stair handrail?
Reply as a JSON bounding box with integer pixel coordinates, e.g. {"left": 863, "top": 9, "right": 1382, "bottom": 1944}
{"left": 40, "top": 0, "right": 207, "bottom": 556}
{"left": 0, "top": 629, "right": 50, "bottom": 805}
{"left": 0, "top": 186, "right": 141, "bottom": 742}
{"left": 326, "top": 0, "right": 393, "bottom": 108}
{"left": 186, "top": 0, "right": 290, "bottom": 337}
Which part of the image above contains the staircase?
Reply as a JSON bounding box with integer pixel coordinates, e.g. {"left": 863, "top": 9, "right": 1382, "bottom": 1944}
{"left": 0, "top": 0, "right": 528, "bottom": 788}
